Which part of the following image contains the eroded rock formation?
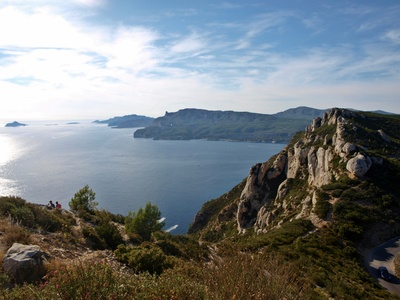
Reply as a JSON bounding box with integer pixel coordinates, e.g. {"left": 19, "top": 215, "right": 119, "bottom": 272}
{"left": 236, "top": 108, "right": 377, "bottom": 233}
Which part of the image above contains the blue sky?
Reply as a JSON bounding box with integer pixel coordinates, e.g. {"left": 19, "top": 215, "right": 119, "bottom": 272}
{"left": 0, "top": 0, "right": 399, "bottom": 121}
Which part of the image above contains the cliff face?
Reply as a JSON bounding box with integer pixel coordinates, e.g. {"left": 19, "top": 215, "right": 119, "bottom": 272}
{"left": 189, "top": 108, "right": 400, "bottom": 243}
{"left": 238, "top": 109, "right": 365, "bottom": 232}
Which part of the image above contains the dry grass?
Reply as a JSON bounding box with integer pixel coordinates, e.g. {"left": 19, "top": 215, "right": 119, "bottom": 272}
{"left": 0, "top": 218, "right": 31, "bottom": 250}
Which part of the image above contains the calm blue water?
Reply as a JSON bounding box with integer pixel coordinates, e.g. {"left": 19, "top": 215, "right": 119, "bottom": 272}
{"left": 0, "top": 121, "right": 284, "bottom": 234}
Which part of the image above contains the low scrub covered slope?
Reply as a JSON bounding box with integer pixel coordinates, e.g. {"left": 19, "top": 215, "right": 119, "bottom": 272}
{"left": 189, "top": 108, "right": 400, "bottom": 299}
{"left": 1, "top": 108, "right": 400, "bottom": 299}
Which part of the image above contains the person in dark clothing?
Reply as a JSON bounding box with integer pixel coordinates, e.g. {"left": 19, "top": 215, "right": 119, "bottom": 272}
{"left": 47, "top": 200, "right": 55, "bottom": 209}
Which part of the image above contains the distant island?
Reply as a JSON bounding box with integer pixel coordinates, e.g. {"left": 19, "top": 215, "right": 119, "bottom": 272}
{"left": 94, "top": 114, "right": 154, "bottom": 128}
{"left": 5, "top": 121, "right": 27, "bottom": 127}
{"left": 133, "top": 107, "right": 328, "bottom": 143}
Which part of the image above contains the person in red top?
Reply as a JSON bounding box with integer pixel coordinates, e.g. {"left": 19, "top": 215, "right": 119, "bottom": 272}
{"left": 55, "top": 201, "right": 62, "bottom": 209}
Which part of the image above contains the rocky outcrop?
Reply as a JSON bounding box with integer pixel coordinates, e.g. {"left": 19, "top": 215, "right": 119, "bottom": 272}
{"left": 237, "top": 163, "right": 271, "bottom": 230}
{"left": 237, "top": 108, "right": 377, "bottom": 233}
{"left": 346, "top": 153, "right": 372, "bottom": 178}
{"left": 2, "top": 243, "right": 48, "bottom": 284}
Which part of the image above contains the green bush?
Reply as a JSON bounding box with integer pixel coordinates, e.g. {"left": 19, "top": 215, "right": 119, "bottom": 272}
{"left": 95, "top": 220, "right": 124, "bottom": 250}
{"left": 0, "top": 196, "right": 26, "bottom": 217}
{"left": 69, "top": 185, "right": 98, "bottom": 212}
{"left": 10, "top": 206, "right": 35, "bottom": 228}
{"left": 152, "top": 231, "right": 209, "bottom": 261}
{"left": 314, "top": 199, "right": 331, "bottom": 219}
{"left": 125, "top": 202, "right": 165, "bottom": 241}
{"left": 115, "top": 244, "right": 171, "bottom": 275}
{"left": 28, "top": 204, "right": 66, "bottom": 232}
{"left": 314, "top": 190, "right": 331, "bottom": 219}
{"left": 82, "top": 226, "right": 107, "bottom": 250}
{"left": 331, "top": 189, "right": 343, "bottom": 197}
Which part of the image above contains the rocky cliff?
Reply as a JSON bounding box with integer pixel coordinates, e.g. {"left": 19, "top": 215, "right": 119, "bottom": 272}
{"left": 189, "top": 108, "right": 400, "bottom": 245}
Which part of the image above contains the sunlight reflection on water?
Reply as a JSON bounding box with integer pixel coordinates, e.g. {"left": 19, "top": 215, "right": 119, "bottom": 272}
{"left": 0, "top": 135, "right": 21, "bottom": 196}
{"left": 0, "top": 135, "right": 15, "bottom": 166}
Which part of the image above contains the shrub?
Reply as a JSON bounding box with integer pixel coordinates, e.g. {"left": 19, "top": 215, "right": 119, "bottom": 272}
{"left": 0, "top": 201, "right": 16, "bottom": 217}
{"left": 77, "top": 209, "right": 97, "bottom": 223}
{"left": 28, "top": 204, "right": 67, "bottom": 232}
{"left": 115, "top": 243, "right": 171, "bottom": 275}
{"left": 69, "top": 185, "right": 98, "bottom": 212}
{"left": 0, "top": 219, "right": 31, "bottom": 248}
{"left": 0, "top": 197, "right": 27, "bottom": 219}
{"left": 152, "top": 231, "right": 209, "bottom": 261}
{"left": 125, "top": 202, "right": 165, "bottom": 241}
{"left": 95, "top": 220, "right": 124, "bottom": 250}
{"left": 314, "top": 190, "right": 331, "bottom": 219}
{"left": 10, "top": 206, "right": 35, "bottom": 228}
{"left": 82, "top": 226, "right": 107, "bottom": 250}
{"left": 314, "top": 199, "right": 331, "bottom": 219}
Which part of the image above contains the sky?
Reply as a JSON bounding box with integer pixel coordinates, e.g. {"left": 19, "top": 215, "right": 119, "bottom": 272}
{"left": 0, "top": 0, "right": 400, "bottom": 121}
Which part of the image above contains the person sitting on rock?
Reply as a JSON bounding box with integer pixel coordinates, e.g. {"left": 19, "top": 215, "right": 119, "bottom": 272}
{"left": 56, "top": 201, "right": 62, "bottom": 209}
{"left": 47, "top": 200, "right": 55, "bottom": 209}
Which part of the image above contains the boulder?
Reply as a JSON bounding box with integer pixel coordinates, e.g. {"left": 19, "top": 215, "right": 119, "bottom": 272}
{"left": 2, "top": 243, "right": 48, "bottom": 284}
{"left": 346, "top": 153, "right": 372, "bottom": 178}
{"left": 342, "top": 142, "right": 356, "bottom": 156}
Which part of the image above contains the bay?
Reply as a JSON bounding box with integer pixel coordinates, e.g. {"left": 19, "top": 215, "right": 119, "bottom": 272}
{"left": 0, "top": 121, "right": 285, "bottom": 234}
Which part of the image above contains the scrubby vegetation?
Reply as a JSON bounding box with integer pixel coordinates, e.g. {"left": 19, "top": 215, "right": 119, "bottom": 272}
{"left": 1, "top": 110, "right": 400, "bottom": 299}
{"left": 0, "top": 195, "right": 321, "bottom": 299}
{"left": 125, "top": 202, "right": 165, "bottom": 241}
{"left": 69, "top": 185, "right": 98, "bottom": 212}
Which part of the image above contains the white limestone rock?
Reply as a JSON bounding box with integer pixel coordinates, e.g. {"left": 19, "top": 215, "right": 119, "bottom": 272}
{"left": 346, "top": 153, "right": 372, "bottom": 178}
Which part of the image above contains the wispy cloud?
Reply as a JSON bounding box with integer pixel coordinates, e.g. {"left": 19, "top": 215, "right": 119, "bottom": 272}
{"left": 73, "top": 0, "right": 106, "bottom": 8}
{"left": 244, "top": 11, "right": 293, "bottom": 38}
{"left": 169, "top": 33, "right": 208, "bottom": 54}
{"left": 1, "top": 1, "right": 400, "bottom": 120}
{"left": 212, "top": 2, "right": 242, "bottom": 9}
{"left": 382, "top": 29, "right": 400, "bottom": 45}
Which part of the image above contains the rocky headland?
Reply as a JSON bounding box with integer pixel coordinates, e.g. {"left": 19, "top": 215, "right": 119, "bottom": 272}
{"left": 5, "top": 121, "right": 27, "bottom": 127}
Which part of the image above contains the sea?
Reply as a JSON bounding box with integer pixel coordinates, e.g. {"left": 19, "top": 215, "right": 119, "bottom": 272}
{"left": 0, "top": 121, "right": 285, "bottom": 234}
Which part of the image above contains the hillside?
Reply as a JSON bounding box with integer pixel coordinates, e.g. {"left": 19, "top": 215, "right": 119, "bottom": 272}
{"left": 189, "top": 108, "right": 400, "bottom": 298}
{"left": 2, "top": 108, "right": 400, "bottom": 299}
{"left": 94, "top": 114, "right": 154, "bottom": 128}
{"left": 134, "top": 107, "right": 327, "bottom": 143}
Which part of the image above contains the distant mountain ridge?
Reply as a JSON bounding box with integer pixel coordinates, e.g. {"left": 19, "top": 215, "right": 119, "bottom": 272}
{"left": 275, "top": 106, "right": 329, "bottom": 119}
{"left": 94, "top": 114, "right": 154, "bottom": 128}
{"left": 133, "top": 107, "right": 328, "bottom": 143}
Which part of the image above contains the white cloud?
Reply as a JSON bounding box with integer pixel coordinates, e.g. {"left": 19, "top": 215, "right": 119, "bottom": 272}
{"left": 169, "top": 34, "right": 208, "bottom": 54}
{"left": 244, "top": 11, "right": 293, "bottom": 38}
{"left": 383, "top": 29, "right": 400, "bottom": 45}
{"left": 1, "top": 1, "right": 400, "bottom": 121}
{"left": 74, "top": 0, "right": 106, "bottom": 7}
